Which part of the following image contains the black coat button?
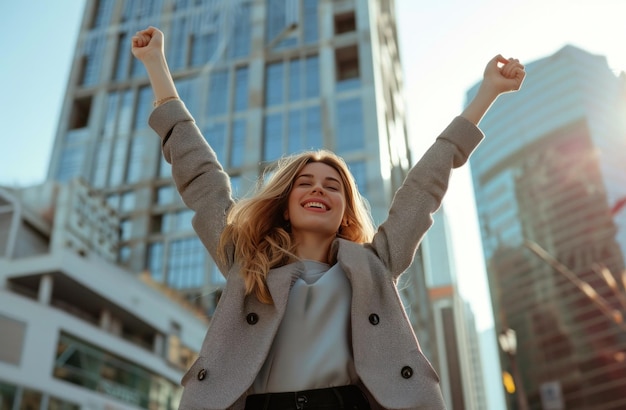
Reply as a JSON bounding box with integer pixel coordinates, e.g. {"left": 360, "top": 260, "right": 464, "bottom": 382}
{"left": 197, "top": 368, "right": 207, "bottom": 380}
{"left": 401, "top": 366, "right": 413, "bottom": 379}
{"left": 369, "top": 314, "right": 380, "bottom": 325}
{"left": 246, "top": 313, "right": 259, "bottom": 325}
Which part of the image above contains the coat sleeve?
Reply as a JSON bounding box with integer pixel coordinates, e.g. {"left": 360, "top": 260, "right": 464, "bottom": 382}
{"left": 369, "top": 116, "right": 484, "bottom": 277}
{"left": 148, "top": 99, "right": 235, "bottom": 275}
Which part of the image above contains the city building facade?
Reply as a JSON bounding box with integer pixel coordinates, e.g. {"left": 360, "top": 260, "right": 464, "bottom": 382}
{"left": 0, "top": 180, "right": 207, "bottom": 409}
{"left": 422, "top": 208, "right": 488, "bottom": 410}
{"left": 469, "top": 45, "right": 626, "bottom": 409}
{"left": 44, "top": 0, "right": 437, "bottom": 355}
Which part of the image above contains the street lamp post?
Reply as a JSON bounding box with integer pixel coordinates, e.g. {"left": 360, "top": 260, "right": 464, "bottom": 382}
{"left": 499, "top": 328, "right": 530, "bottom": 410}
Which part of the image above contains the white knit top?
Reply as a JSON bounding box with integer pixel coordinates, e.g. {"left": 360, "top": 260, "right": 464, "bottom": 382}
{"left": 252, "top": 260, "right": 358, "bottom": 393}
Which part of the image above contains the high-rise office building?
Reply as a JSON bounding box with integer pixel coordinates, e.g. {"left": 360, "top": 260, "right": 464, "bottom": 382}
{"left": 45, "top": 0, "right": 436, "bottom": 350}
{"left": 422, "top": 208, "right": 488, "bottom": 410}
{"left": 469, "top": 45, "right": 626, "bottom": 409}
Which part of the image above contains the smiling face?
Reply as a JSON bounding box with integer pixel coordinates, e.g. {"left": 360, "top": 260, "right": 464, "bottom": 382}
{"left": 284, "top": 162, "right": 347, "bottom": 240}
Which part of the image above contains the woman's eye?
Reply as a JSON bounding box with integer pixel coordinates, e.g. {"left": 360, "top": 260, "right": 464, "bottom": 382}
{"left": 326, "top": 186, "right": 339, "bottom": 191}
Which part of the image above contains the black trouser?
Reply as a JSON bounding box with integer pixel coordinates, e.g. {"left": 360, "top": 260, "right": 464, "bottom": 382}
{"left": 244, "top": 385, "right": 371, "bottom": 410}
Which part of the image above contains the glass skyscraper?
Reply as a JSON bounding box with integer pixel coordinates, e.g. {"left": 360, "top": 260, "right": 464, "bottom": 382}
{"left": 46, "top": 0, "right": 434, "bottom": 346}
{"left": 469, "top": 45, "right": 626, "bottom": 409}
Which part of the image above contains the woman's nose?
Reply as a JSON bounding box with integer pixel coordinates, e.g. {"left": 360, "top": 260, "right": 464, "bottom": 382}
{"left": 311, "top": 184, "right": 325, "bottom": 194}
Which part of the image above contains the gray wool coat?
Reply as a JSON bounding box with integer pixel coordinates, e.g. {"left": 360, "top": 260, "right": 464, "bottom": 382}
{"left": 148, "top": 100, "right": 483, "bottom": 410}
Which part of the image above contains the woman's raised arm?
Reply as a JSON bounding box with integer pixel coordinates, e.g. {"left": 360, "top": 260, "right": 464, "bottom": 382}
{"left": 131, "top": 26, "right": 179, "bottom": 106}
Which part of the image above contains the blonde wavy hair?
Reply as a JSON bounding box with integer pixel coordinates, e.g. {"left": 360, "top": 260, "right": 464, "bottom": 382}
{"left": 218, "top": 150, "right": 375, "bottom": 304}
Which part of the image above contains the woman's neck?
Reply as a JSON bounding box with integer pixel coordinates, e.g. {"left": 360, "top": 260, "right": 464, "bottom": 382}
{"left": 293, "top": 233, "right": 335, "bottom": 263}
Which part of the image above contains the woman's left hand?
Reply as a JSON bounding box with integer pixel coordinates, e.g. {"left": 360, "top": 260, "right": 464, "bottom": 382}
{"left": 484, "top": 54, "right": 526, "bottom": 95}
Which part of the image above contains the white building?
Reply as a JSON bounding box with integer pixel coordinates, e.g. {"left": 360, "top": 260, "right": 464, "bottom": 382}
{"left": 0, "top": 180, "right": 207, "bottom": 409}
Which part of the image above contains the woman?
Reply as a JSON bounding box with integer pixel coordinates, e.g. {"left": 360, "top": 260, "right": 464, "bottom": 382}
{"left": 132, "top": 26, "right": 524, "bottom": 410}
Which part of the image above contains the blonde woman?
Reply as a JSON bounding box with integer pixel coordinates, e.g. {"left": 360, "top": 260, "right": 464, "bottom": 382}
{"left": 132, "top": 26, "right": 524, "bottom": 410}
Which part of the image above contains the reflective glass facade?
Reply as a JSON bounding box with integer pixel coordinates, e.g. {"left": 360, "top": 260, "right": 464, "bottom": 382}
{"left": 469, "top": 46, "right": 626, "bottom": 409}
{"left": 0, "top": 380, "right": 80, "bottom": 410}
{"left": 54, "top": 333, "right": 180, "bottom": 409}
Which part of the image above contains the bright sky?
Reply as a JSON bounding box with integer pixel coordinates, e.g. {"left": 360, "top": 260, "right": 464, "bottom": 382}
{"left": 2, "top": 0, "right": 625, "bottom": 330}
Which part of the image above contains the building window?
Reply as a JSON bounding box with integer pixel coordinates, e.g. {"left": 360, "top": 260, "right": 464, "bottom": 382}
{"left": 207, "top": 70, "right": 230, "bottom": 117}
{"left": 347, "top": 160, "right": 368, "bottom": 198}
{"left": 158, "top": 155, "right": 171, "bottom": 178}
{"left": 173, "top": 209, "right": 194, "bottom": 232}
{"left": 56, "top": 144, "right": 87, "bottom": 182}
{"left": 266, "top": 0, "right": 298, "bottom": 49}
{"left": 335, "top": 45, "right": 360, "bottom": 91}
{"left": 335, "top": 97, "right": 365, "bottom": 154}
{"left": 90, "top": 0, "right": 115, "bottom": 28}
{"left": 108, "top": 139, "right": 128, "bottom": 187}
{"left": 120, "top": 191, "right": 136, "bottom": 213}
{"left": 103, "top": 92, "right": 119, "bottom": 137}
{"left": 49, "top": 396, "right": 80, "bottom": 410}
{"left": 265, "top": 62, "right": 285, "bottom": 106}
{"left": 117, "top": 90, "right": 134, "bottom": 135}
{"left": 168, "top": 16, "right": 189, "bottom": 70}
{"left": 133, "top": 86, "right": 153, "bottom": 130}
{"left": 160, "top": 209, "right": 194, "bottom": 233}
{"left": 92, "top": 138, "right": 111, "bottom": 188}
{"left": 304, "top": 55, "right": 320, "bottom": 98}
{"left": 156, "top": 185, "right": 177, "bottom": 205}
{"left": 107, "top": 194, "right": 120, "bottom": 210}
{"left": 286, "top": 106, "right": 322, "bottom": 153}
{"left": 151, "top": 214, "right": 163, "bottom": 234}
{"left": 203, "top": 122, "right": 227, "bottom": 163}
{"left": 266, "top": 56, "right": 319, "bottom": 104}
{"left": 304, "top": 106, "right": 322, "bottom": 149}
{"left": 162, "top": 213, "right": 174, "bottom": 233}
{"left": 121, "top": 0, "right": 163, "bottom": 22}
{"left": 69, "top": 96, "right": 92, "bottom": 130}
{"left": 18, "top": 389, "right": 42, "bottom": 410}
{"left": 266, "top": 0, "right": 319, "bottom": 49}
{"left": 0, "top": 314, "right": 26, "bottom": 365}
{"left": 230, "top": 120, "right": 247, "bottom": 168}
{"left": 54, "top": 333, "right": 179, "bottom": 408}
{"left": 230, "top": 3, "right": 251, "bottom": 58}
{"left": 167, "top": 237, "right": 206, "bottom": 289}
{"left": 190, "top": 31, "right": 218, "bottom": 67}
{"left": 147, "top": 241, "right": 164, "bottom": 281}
{"left": 175, "top": 77, "right": 201, "bottom": 117}
{"left": 120, "top": 219, "right": 132, "bottom": 241}
{"left": 79, "top": 35, "right": 106, "bottom": 86}
{"left": 334, "top": 11, "right": 356, "bottom": 34}
{"left": 118, "top": 245, "right": 131, "bottom": 265}
{"left": 113, "top": 32, "right": 132, "bottom": 81}
{"left": 302, "top": 0, "right": 319, "bottom": 44}
{"left": 234, "top": 66, "right": 249, "bottom": 112}
{"left": 126, "top": 135, "right": 148, "bottom": 183}
{"left": 263, "top": 113, "right": 284, "bottom": 161}
{"left": 262, "top": 55, "right": 322, "bottom": 161}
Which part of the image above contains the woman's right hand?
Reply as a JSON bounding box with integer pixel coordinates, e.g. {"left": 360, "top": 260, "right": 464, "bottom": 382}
{"left": 131, "top": 26, "right": 165, "bottom": 63}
